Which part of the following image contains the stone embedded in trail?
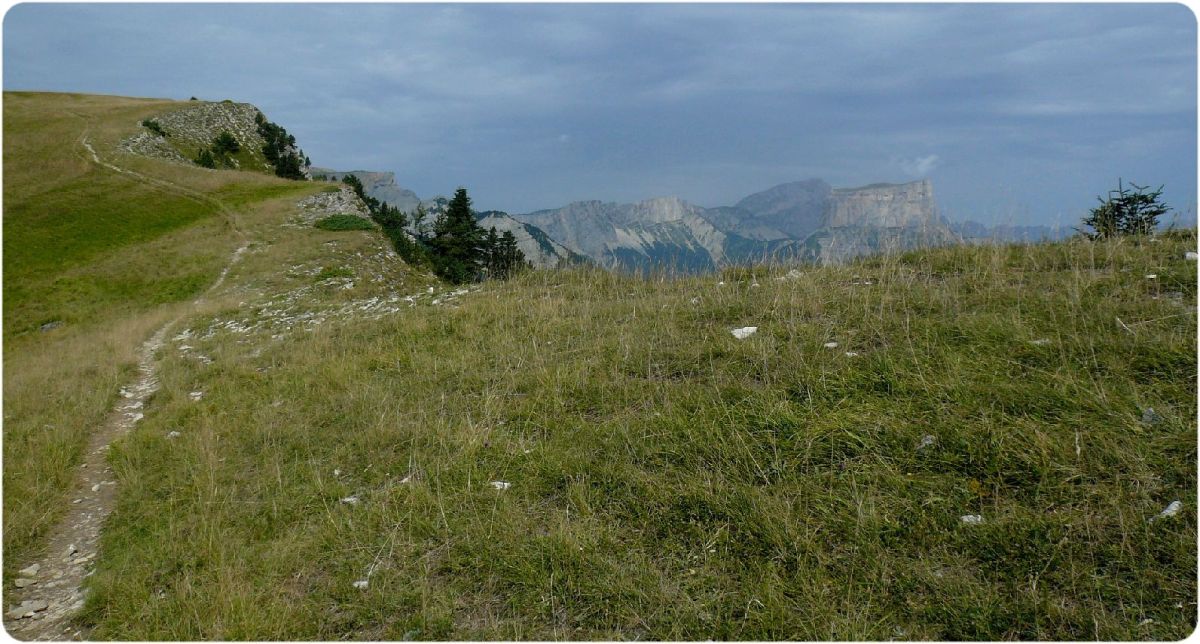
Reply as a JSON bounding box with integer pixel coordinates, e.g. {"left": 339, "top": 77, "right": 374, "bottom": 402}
{"left": 19, "top": 564, "right": 40, "bottom": 577}
{"left": 7, "top": 599, "right": 50, "bottom": 619}
{"left": 14, "top": 578, "right": 36, "bottom": 588}
{"left": 731, "top": 327, "right": 758, "bottom": 340}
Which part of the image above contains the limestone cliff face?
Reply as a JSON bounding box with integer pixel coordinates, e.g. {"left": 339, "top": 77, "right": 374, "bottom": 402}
{"left": 825, "top": 179, "right": 937, "bottom": 228}
{"left": 799, "top": 179, "right": 953, "bottom": 264}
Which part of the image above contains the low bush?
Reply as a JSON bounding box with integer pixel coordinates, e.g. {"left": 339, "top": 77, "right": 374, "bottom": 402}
{"left": 314, "top": 215, "right": 374, "bottom": 231}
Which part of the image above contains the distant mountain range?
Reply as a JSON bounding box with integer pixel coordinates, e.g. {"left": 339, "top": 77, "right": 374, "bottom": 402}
{"left": 514, "top": 178, "right": 957, "bottom": 270}
{"left": 314, "top": 168, "right": 1077, "bottom": 272}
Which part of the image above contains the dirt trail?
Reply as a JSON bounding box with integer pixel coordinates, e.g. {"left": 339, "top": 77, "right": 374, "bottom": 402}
{"left": 4, "top": 137, "right": 249, "bottom": 640}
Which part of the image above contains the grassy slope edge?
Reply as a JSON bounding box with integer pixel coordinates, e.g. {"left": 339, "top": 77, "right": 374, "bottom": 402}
{"left": 2, "top": 91, "right": 321, "bottom": 572}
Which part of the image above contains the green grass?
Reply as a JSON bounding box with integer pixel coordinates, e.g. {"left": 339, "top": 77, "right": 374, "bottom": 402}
{"left": 314, "top": 214, "right": 375, "bottom": 231}
{"left": 2, "top": 91, "right": 319, "bottom": 571}
{"left": 78, "top": 228, "right": 1196, "bottom": 639}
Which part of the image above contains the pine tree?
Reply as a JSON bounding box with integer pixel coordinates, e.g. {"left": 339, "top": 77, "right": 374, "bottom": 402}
{"left": 1082, "top": 179, "right": 1170, "bottom": 239}
{"left": 483, "top": 227, "right": 501, "bottom": 275}
{"left": 429, "top": 188, "right": 485, "bottom": 284}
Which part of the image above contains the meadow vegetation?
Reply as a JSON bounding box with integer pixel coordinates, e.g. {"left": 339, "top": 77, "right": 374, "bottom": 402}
{"left": 2, "top": 92, "right": 319, "bottom": 571}
{"left": 86, "top": 230, "right": 1199, "bottom": 639}
{"left": 3, "top": 91, "right": 1195, "bottom": 640}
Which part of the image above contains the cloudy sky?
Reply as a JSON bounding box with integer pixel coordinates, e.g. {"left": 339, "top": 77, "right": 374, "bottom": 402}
{"left": 4, "top": 3, "right": 1195, "bottom": 225}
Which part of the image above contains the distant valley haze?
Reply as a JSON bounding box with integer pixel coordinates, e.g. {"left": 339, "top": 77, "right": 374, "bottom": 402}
{"left": 4, "top": 2, "right": 1196, "bottom": 226}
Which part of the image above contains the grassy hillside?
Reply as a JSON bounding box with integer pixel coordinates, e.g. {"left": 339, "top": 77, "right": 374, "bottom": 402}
{"left": 2, "top": 91, "right": 321, "bottom": 570}
{"left": 86, "top": 237, "right": 1199, "bottom": 638}
{"left": 4, "top": 92, "right": 1196, "bottom": 640}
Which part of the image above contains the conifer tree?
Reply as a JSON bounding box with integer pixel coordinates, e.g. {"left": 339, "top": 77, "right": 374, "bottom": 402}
{"left": 429, "top": 187, "right": 485, "bottom": 284}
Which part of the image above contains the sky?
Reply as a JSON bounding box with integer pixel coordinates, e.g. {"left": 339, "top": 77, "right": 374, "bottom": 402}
{"left": 3, "top": 3, "right": 1196, "bottom": 226}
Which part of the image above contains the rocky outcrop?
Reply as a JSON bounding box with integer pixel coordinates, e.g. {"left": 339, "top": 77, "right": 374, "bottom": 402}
{"left": 118, "top": 100, "right": 310, "bottom": 178}
{"left": 291, "top": 186, "right": 371, "bottom": 226}
{"left": 310, "top": 169, "right": 422, "bottom": 213}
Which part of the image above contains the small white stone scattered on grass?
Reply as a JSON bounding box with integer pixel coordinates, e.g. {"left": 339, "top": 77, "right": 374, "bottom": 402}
{"left": 352, "top": 580, "right": 369, "bottom": 589}
{"left": 166, "top": 431, "right": 181, "bottom": 439}
{"left": 490, "top": 481, "right": 511, "bottom": 490}
{"left": 823, "top": 341, "right": 839, "bottom": 349}
{"left": 398, "top": 474, "right": 412, "bottom": 484}
{"left": 844, "top": 351, "right": 859, "bottom": 357}
{"left": 1146, "top": 274, "right": 1157, "bottom": 280}
{"left": 1030, "top": 338, "right": 1051, "bottom": 346}
{"left": 340, "top": 495, "right": 360, "bottom": 505}
{"left": 731, "top": 327, "right": 758, "bottom": 340}
{"left": 1151, "top": 500, "right": 1182, "bottom": 522}
{"left": 960, "top": 514, "right": 985, "bottom": 525}
{"left": 1187, "top": 251, "right": 1198, "bottom": 260}
{"left": 189, "top": 391, "right": 203, "bottom": 401}
{"left": 917, "top": 435, "right": 936, "bottom": 450}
